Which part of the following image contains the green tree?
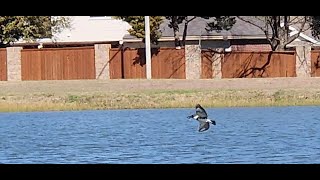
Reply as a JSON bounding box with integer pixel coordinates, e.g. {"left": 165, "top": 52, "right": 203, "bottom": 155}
{"left": 114, "top": 16, "right": 164, "bottom": 44}
{"left": 164, "top": 16, "right": 186, "bottom": 48}
{"left": 204, "top": 16, "right": 236, "bottom": 32}
{"left": 0, "top": 16, "right": 70, "bottom": 47}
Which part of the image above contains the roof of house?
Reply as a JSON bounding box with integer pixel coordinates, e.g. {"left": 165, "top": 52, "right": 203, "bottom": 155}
{"left": 123, "top": 16, "right": 320, "bottom": 45}
{"left": 159, "top": 16, "right": 266, "bottom": 37}
{"left": 124, "top": 16, "right": 267, "bottom": 41}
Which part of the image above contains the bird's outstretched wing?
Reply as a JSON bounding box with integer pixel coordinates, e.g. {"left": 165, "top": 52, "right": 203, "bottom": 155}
{"left": 196, "top": 106, "right": 207, "bottom": 119}
{"left": 187, "top": 114, "right": 199, "bottom": 119}
{"left": 198, "top": 122, "right": 210, "bottom": 132}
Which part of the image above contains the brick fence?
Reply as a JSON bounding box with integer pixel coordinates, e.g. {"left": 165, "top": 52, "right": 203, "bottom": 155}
{"left": 0, "top": 44, "right": 314, "bottom": 81}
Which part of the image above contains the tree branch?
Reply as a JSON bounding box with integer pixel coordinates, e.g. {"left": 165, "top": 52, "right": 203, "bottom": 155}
{"left": 284, "top": 16, "right": 307, "bottom": 46}
{"left": 237, "top": 16, "right": 277, "bottom": 48}
{"left": 187, "top": 16, "right": 197, "bottom": 23}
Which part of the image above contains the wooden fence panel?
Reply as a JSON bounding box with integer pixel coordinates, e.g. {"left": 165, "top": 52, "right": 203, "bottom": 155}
{"left": 21, "top": 47, "right": 95, "bottom": 80}
{"left": 201, "top": 50, "right": 223, "bottom": 79}
{"left": 123, "top": 48, "right": 146, "bottom": 79}
{"left": 151, "top": 48, "right": 185, "bottom": 79}
{"left": 109, "top": 47, "right": 185, "bottom": 79}
{"left": 0, "top": 49, "right": 7, "bottom": 81}
{"left": 221, "top": 51, "right": 296, "bottom": 78}
{"left": 311, "top": 50, "right": 320, "bottom": 77}
{"left": 109, "top": 48, "right": 123, "bottom": 79}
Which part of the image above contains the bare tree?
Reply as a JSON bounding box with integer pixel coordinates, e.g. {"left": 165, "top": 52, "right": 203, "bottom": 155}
{"left": 237, "top": 16, "right": 311, "bottom": 51}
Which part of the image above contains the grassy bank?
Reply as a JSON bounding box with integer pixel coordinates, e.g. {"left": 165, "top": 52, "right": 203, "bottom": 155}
{"left": 1, "top": 89, "right": 320, "bottom": 112}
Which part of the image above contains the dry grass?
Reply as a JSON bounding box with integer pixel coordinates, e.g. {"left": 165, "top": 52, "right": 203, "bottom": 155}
{"left": 1, "top": 88, "right": 320, "bottom": 112}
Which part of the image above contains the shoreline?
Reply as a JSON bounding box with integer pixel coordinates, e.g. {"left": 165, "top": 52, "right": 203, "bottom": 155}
{"left": 1, "top": 78, "right": 320, "bottom": 112}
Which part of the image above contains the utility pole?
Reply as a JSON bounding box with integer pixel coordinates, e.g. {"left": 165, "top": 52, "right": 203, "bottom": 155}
{"left": 145, "top": 16, "right": 152, "bottom": 79}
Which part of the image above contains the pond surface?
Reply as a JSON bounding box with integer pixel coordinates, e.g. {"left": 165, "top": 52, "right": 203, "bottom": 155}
{"left": 0, "top": 106, "right": 319, "bottom": 164}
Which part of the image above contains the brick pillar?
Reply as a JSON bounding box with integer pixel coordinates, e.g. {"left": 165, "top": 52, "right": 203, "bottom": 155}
{"left": 212, "top": 48, "right": 224, "bottom": 79}
{"left": 6, "top": 47, "right": 22, "bottom": 81}
{"left": 185, "top": 45, "right": 201, "bottom": 79}
{"left": 95, "top": 44, "right": 111, "bottom": 80}
{"left": 295, "top": 45, "right": 311, "bottom": 77}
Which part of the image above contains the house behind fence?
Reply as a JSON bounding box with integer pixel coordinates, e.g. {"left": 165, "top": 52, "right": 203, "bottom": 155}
{"left": 1, "top": 16, "right": 318, "bottom": 81}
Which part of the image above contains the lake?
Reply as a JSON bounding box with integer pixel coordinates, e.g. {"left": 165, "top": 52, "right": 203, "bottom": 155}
{"left": 0, "top": 106, "right": 320, "bottom": 164}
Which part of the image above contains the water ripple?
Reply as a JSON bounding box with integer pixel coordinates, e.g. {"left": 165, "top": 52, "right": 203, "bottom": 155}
{"left": 1, "top": 106, "right": 320, "bottom": 164}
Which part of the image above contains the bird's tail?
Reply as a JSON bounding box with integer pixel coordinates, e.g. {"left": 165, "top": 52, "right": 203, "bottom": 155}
{"left": 206, "top": 118, "right": 216, "bottom": 125}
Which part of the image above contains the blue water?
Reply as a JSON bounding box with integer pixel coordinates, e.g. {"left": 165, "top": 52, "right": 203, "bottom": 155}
{"left": 0, "top": 106, "right": 320, "bottom": 164}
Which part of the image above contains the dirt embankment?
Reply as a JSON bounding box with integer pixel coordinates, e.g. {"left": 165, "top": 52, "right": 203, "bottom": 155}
{"left": 1, "top": 77, "right": 320, "bottom": 95}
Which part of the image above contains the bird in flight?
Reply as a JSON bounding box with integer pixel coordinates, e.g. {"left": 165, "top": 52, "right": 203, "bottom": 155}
{"left": 187, "top": 104, "right": 216, "bottom": 132}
